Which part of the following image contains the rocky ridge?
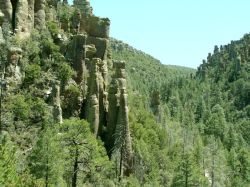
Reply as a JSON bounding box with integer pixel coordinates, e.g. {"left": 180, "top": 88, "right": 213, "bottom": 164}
{"left": 0, "top": 0, "right": 132, "bottom": 176}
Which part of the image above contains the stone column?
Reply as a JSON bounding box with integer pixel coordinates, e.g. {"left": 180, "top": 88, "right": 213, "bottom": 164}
{"left": 106, "top": 61, "right": 132, "bottom": 176}
{"left": 0, "top": 0, "right": 12, "bottom": 24}
{"left": 15, "top": 0, "right": 29, "bottom": 35}
{"left": 52, "top": 81, "right": 63, "bottom": 124}
{"left": 34, "top": 0, "right": 46, "bottom": 29}
{"left": 5, "top": 47, "right": 23, "bottom": 91}
{"left": 71, "top": 34, "right": 87, "bottom": 84}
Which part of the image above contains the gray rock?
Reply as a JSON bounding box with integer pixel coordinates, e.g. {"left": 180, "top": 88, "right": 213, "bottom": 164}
{"left": 5, "top": 47, "right": 23, "bottom": 90}
{"left": 15, "top": 0, "right": 29, "bottom": 34}
{"left": 0, "top": 0, "right": 12, "bottom": 24}
{"left": 86, "top": 16, "right": 110, "bottom": 39}
{"left": 52, "top": 81, "right": 63, "bottom": 124}
{"left": 34, "top": 0, "right": 46, "bottom": 29}
{"left": 0, "top": 27, "right": 4, "bottom": 44}
{"left": 87, "top": 36, "right": 109, "bottom": 59}
{"left": 106, "top": 61, "right": 132, "bottom": 175}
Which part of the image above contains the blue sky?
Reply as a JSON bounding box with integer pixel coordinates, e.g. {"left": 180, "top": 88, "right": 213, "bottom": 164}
{"left": 69, "top": 0, "right": 250, "bottom": 68}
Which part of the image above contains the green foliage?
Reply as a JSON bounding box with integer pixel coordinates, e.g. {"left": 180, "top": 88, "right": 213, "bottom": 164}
{"left": 57, "top": 62, "right": 75, "bottom": 83}
{"left": 0, "top": 133, "right": 21, "bottom": 186}
{"left": 62, "top": 85, "right": 81, "bottom": 118}
{"left": 59, "top": 119, "right": 114, "bottom": 186}
{"left": 28, "top": 125, "right": 65, "bottom": 186}
{"left": 1, "top": 3, "right": 250, "bottom": 186}
{"left": 110, "top": 38, "right": 195, "bottom": 95}
{"left": 24, "top": 63, "right": 42, "bottom": 85}
{"left": 47, "top": 21, "right": 60, "bottom": 37}
{"left": 7, "top": 94, "right": 30, "bottom": 121}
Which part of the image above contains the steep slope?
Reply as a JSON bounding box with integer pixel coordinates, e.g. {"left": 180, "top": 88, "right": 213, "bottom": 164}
{"left": 0, "top": 1, "right": 249, "bottom": 186}
{"left": 111, "top": 38, "right": 195, "bottom": 94}
{"left": 0, "top": 1, "right": 132, "bottom": 186}
{"left": 158, "top": 34, "right": 250, "bottom": 186}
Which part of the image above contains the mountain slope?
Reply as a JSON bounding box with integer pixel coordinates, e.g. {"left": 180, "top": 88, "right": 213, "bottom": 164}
{"left": 110, "top": 38, "right": 195, "bottom": 94}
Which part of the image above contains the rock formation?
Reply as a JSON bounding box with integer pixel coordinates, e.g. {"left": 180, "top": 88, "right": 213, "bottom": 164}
{"left": 64, "top": 1, "right": 110, "bottom": 139}
{"left": 0, "top": 0, "right": 12, "bottom": 24}
{"left": 68, "top": 34, "right": 87, "bottom": 84}
{"left": 106, "top": 61, "right": 132, "bottom": 176}
{"left": 73, "top": 0, "right": 93, "bottom": 18}
{"left": 52, "top": 80, "right": 63, "bottom": 124}
{"left": 5, "top": 47, "right": 23, "bottom": 90}
{"left": 34, "top": 0, "right": 46, "bottom": 29}
{"left": 0, "top": 0, "right": 133, "bottom": 176}
{"left": 0, "top": 0, "right": 49, "bottom": 38}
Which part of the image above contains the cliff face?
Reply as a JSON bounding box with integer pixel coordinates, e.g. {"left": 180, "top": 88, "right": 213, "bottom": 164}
{"left": 0, "top": 0, "right": 47, "bottom": 38}
{"left": 0, "top": 0, "right": 132, "bottom": 176}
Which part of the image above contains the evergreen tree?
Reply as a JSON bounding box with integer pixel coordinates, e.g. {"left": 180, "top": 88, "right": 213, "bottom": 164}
{"left": 0, "top": 132, "right": 21, "bottom": 186}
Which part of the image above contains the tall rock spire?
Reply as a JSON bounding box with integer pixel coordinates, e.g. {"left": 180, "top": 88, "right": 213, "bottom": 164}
{"left": 106, "top": 61, "right": 132, "bottom": 177}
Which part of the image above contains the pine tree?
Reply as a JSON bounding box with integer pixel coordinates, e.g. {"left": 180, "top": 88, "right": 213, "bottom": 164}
{"left": 0, "top": 132, "right": 21, "bottom": 186}
{"left": 28, "top": 124, "right": 65, "bottom": 186}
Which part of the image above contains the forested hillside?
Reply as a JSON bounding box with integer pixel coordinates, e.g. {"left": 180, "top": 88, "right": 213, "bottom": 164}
{"left": 110, "top": 35, "right": 250, "bottom": 186}
{"left": 111, "top": 38, "right": 195, "bottom": 94}
{"left": 0, "top": 0, "right": 249, "bottom": 187}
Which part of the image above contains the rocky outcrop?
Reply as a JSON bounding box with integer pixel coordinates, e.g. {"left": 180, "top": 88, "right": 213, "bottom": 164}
{"left": 87, "top": 36, "right": 109, "bottom": 59}
{"left": 106, "top": 61, "right": 132, "bottom": 175}
{"left": 73, "top": 0, "right": 93, "bottom": 18}
{"left": 0, "top": 11, "right": 4, "bottom": 43}
{"left": 52, "top": 80, "right": 63, "bottom": 124}
{"left": 86, "top": 16, "right": 110, "bottom": 38}
{"left": 68, "top": 34, "right": 87, "bottom": 84}
{"left": 65, "top": 2, "right": 111, "bottom": 138}
{"left": 0, "top": 27, "right": 3, "bottom": 43}
{"left": 0, "top": 0, "right": 12, "bottom": 24}
{"left": 1, "top": 0, "right": 133, "bottom": 176}
{"left": 15, "top": 0, "right": 30, "bottom": 36}
{"left": 69, "top": 2, "right": 132, "bottom": 173}
{"left": 5, "top": 47, "right": 23, "bottom": 90}
{"left": 0, "top": 0, "right": 48, "bottom": 38}
{"left": 34, "top": 0, "right": 46, "bottom": 29}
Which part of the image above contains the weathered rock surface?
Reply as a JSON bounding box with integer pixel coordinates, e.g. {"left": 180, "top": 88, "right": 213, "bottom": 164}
{"left": 73, "top": 0, "right": 93, "bottom": 17}
{"left": 86, "top": 16, "right": 110, "bottom": 38}
{"left": 0, "top": 0, "right": 47, "bottom": 38}
{"left": 106, "top": 61, "right": 132, "bottom": 175}
{"left": 0, "top": 0, "right": 12, "bottom": 24}
{"left": 5, "top": 47, "right": 23, "bottom": 90}
{"left": 52, "top": 80, "right": 63, "bottom": 124}
{"left": 0, "top": 27, "right": 4, "bottom": 43}
{"left": 67, "top": 34, "right": 87, "bottom": 84}
{"left": 15, "top": 0, "right": 30, "bottom": 37}
{"left": 87, "top": 36, "right": 109, "bottom": 59}
{"left": 1, "top": 0, "right": 132, "bottom": 176}
{"left": 34, "top": 0, "right": 46, "bottom": 29}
